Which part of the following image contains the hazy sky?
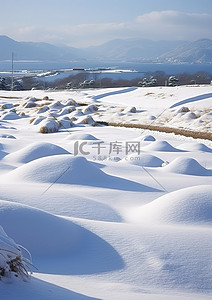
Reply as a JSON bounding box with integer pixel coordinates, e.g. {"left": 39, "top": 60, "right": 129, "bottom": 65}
{"left": 1, "top": 0, "right": 212, "bottom": 47}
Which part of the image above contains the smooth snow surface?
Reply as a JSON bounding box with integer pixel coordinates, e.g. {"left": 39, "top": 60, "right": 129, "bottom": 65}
{"left": 142, "top": 140, "right": 183, "bottom": 152}
{"left": 178, "top": 142, "right": 212, "bottom": 152}
{"left": 65, "top": 132, "right": 99, "bottom": 140}
{"left": 133, "top": 185, "right": 212, "bottom": 225}
{"left": 3, "top": 142, "right": 70, "bottom": 164}
{"left": 0, "top": 85, "right": 211, "bottom": 300}
{"left": 162, "top": 157, "right": 212, "bottom": 175}
{"left": 121, "top": 153, "right": 164, "bottom": 167}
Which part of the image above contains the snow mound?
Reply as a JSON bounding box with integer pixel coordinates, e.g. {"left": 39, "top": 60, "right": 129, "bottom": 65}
{"left": 143, "top": 135, "right": 156, "bottom": 141}
{"left": 39, "top": 118, "right": 60, "bottom": 133}
{"left": 0, "top": 150, "right": 7, "bottom": 160}
{"left": 30, "top": 116, "right": 45, "bottom": 125}
{"left": 0, "top": 200, "right": 124, "bottom": 274}
{"left": 182, "top": 111, "right": 197, "bottom": 120}
{"left": 122, "top": 106, "right": 136, "bottom": 113}
{"left": 66, "top": 133, "right": 99, "bottom": 141}
{"left": 75, "top": 115, "right": 95, "bottom": 125}
{"left": 82, "top": 104, "right": 98, "bottom": 114}
{"left": 123, "top": 153, "right": 164, "bottom": 167}
{"left": 162, "top": 157, "right": 212, "bottom": 176}
{"left": 134, "top": 185, "right": 212, "bottom": 225}
{"left": 0, "top": 112, "right": 20, "bottom": 120}
{"left": 4, "top": 142, "right": 70, "bottom": 164}
{"left": 0, "top": 162, "right": 15, "bottom": 173}
{"left": 0, "top": 200, "right": 82, "bottom": 256}
{"left": 142, "top": 140, "right": 181, "bottom": 152}
{"left": 178, "top": 142, "right": 212, "bottom": 153}
{"left": 0, "top": 134, "right": 16, "bottom": 139}
{"left": 3, "top": 155, "right": 154, "bottom": 191}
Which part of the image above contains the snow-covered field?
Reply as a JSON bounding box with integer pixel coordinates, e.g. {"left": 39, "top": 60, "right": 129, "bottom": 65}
{"left": 0, "top": 85, "right": 211, "bottom": 299}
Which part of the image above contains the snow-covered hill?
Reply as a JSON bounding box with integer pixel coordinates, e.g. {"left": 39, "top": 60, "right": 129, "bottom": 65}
{"left": 0, "top": 85, "right": 211, "bottom": 299}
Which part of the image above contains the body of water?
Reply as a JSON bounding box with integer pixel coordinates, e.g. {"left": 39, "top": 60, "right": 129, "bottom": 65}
{"left": 0, "top": 60, "right": 212, "bottom": 75}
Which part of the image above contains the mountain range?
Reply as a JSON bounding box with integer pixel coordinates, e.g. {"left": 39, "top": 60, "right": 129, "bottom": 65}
{"left": 0, "top": 35, "right": 212, "bottom": 64}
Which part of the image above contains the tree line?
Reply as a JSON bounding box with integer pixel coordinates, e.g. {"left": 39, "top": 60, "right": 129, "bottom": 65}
{"left": 0, "top": 71, "right": 211, "bottom": 90}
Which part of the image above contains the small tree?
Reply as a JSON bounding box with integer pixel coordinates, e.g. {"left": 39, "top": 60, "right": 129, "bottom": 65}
{"left": 138, "top": 76, "right": 157, "bottom": 87}
{"left": 168, "top": 76, "right": 178, "bottom": 86}
{"left": 0, "top": 78, "right": 10, "bottom": 90}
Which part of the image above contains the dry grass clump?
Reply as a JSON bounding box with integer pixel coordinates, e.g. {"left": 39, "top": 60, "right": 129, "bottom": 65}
{"left": 37, "top": 102, "right": 52, "bottom": 107}
{"left": 202, "top": 108, "right": 211, "bottom": 115}
{"left": 29, "top": 117, "right": 36, "bottom": 124}
{"left": 39, "top": 118, "right": 60, "bottom": 133}
{"left": 52, "top": 101, "right": 62, "bottom": 107}
{"left": 23, "top": 102, "right": 37, "bottom": 108}
{"left": 18, "top": 112, "right": 26, "bottom": 117}
{"left": 129, "top": 107, "right": 136, "bottom": 113}
{"left": 83, "top": 115, "right": 95, "bottom": 124}
{"left": 68, "top": 107, "right": 76, "bottom": 113}
{"left": 0, "top": 228, "right": 33, "bottom": 282}
{"left": 180, "top": 107, "right": 190, "bottom": 113}
{"left": 43, "top": 96, "right": 49, "bottom": 100}
{"left": 65, "top": 99, "right": 78, "bottom": 106}
{"left": 58, "top": 117, "right": 73, "bottom": 128}
{"left": 37, "top": 106, "right": 49, "bottom": 113}
{"left": 83, "top": 104, "right": 98, "bottom": 114}
{"left": 0, "top": 253, "right": 29, "bottom": 281}
{"left": 30, "top": 116, "right": 45, "bottom": 125}
{"left": 70, "top": 116, "right": 77, "bottom": 122}
{"left": 1, "top": 104, "right": 12, "bottom": 109}
{"left": 145, "top": 92, "right": 155, "bottom": 96}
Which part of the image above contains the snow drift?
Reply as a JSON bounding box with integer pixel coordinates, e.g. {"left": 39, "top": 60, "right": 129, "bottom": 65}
{"left": 2, "top": 155, "right": 154, "bottom": 191}
{"left": 162, "top": 157, "right": 212, "bottom": 176}
{"left": 178, "top": 142, "right": 212, "bottom": 153}
{"left": 65, "top": 132, "right": 99, "bottom": 141}
{"left": 122, "top": 153, "right": 164, "bottom": 167}
{"left": 142, "top": 140, "right": 182, "bottom": 152}
{"left": 3, "top": 142, "right": 70, "bottom": 164}
{"left": 0, "top": 200, "right": 124, "bottom": 275}
{"left": 134, "top": 185, "right": 212, "bottom": 225}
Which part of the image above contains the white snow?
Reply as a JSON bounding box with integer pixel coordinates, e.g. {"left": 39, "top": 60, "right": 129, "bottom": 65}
{"left": 162, "top": 157, "right": 212, "bottom": 176}
{"left": 0, "top": 85, "right": 211, "bottom": 299}
{"left": 3, "top": 142, "right": 70, "bottom": 165}
{"left": 132, "top": 185, "right": 212, "bottom": 225}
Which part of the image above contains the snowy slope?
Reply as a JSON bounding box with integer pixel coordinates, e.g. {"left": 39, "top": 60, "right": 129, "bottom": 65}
{"left": 0, "top": 85, "right": 211, "bottom": 299}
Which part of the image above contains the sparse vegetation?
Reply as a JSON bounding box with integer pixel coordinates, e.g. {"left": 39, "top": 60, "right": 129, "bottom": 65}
{"left": 1, "top": 70, "right": 211, "bottom": 91}
{"left": 0, "top": 227, "right": 33, "bottom": 282}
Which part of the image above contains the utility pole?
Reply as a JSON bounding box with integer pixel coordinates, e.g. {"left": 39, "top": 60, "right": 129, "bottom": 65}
{"left": 11, "top": 52, "right": 14, "bottom": 91}
{"left": 99, "top": 71, "right": 102, "bottom": 88}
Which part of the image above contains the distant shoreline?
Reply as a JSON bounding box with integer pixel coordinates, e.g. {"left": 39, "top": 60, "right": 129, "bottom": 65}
{"left": 0, "top": 60, "right": 212, "bottom": 75}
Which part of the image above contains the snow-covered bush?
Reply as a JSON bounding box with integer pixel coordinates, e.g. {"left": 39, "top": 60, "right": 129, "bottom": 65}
{"left": 0, "top": 226, "right": 32, "bottom": 282}
{"left": 0, "top": 103, "right": 14, "bottom": 110}
{"left": 23, "top": 101, "right": 37, "bottom": 108}
{"left": 39, "top": 118, "right": 60, "bottom": 133}
{"left": 76, "top": 115, "right": 95, "bottom": 125}
{"left": 123, "top": 106, "right": 136, "bottom": 113}
{"left": 64, "top": 99, "right": 78, "bottom": 106}
{"left": 82, "top": 104, "right": 98, "bottom": 114}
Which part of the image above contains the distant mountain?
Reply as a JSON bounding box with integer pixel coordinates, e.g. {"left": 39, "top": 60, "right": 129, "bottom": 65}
{"left": 0, "top": 35, "right": 83, "bottom": 61}
{"left": 0, "top": 35, "right": 211, "bottom": 64}
{"left": 83, "top": 38, "right": 188, "bottom": 61}
{"left": 159, "top": 39, "right": 212, "bottom": 64}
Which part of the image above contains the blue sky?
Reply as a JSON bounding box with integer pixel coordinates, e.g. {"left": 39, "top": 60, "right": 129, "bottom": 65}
{"left": 0, "top": 0, "right": 212, "bottom": 47}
